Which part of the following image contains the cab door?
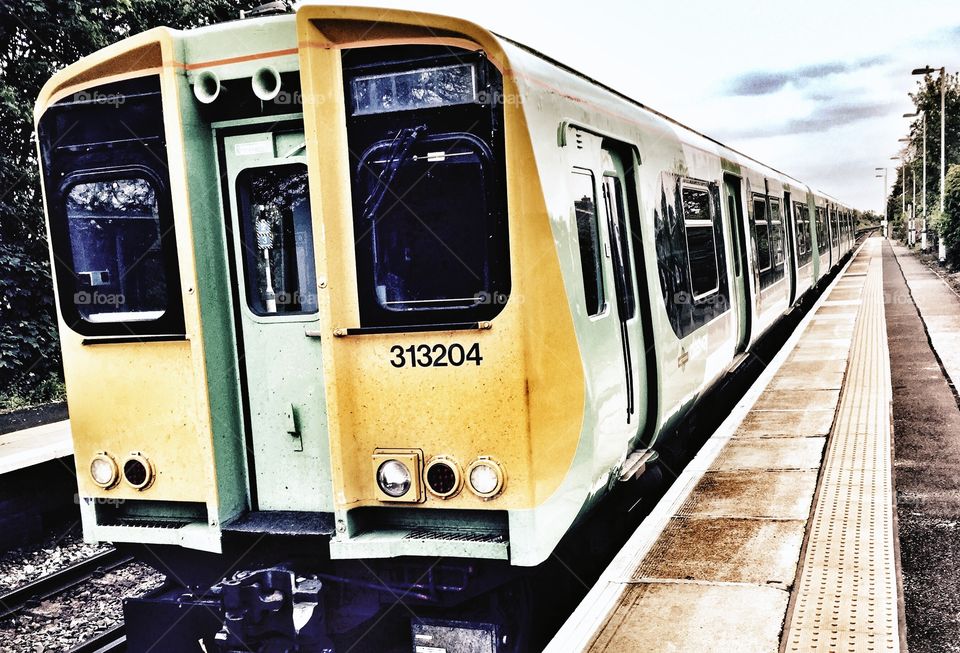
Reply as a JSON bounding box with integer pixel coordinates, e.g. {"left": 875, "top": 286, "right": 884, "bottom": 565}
{"left": 564, "top": 126, "right": 640, "bottom": 466}
{"left": 600, "top": 146, "right": 645, "bottom": 430}
{"left": 220, "top": 126, "right": 331, "bottom": 512}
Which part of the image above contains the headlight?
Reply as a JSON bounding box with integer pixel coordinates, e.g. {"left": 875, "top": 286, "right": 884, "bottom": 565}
{"left": 377, "top": 459, "right": 412, "bottom": 498}
{"left": 90, "top": 453, "right": 119, "bottom": 489}
{"left": 467, "top": 457, "right": 505, "bottom": 499}
{"left": 122, "top": 453, "right": 155, "bottom": 490}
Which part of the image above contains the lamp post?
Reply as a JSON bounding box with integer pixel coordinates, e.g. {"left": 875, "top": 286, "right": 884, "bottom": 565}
{"left": 892, "top": 155, "right": 904, "bottom": 221}
{"left": 898, "top": 137, "right": 912, "bottom": 227}
{"left": 904, "top": 110, "right": 927, "bottom": 249}
{"left": 912, "top": 65, "right": 946, "bottom": 259}
{"left": 892, "top": 153, "right": 913, "bottom": 245}
{"left": 876, "top": 167, "right": 889, "bottom": 239}
{"left": 913, "top": 66, "right": 946, "bottom": 212}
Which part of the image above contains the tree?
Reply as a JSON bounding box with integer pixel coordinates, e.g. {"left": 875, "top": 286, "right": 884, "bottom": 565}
{"left": 0, "top": 0, "right": 250, "bottom": 406}
{"left": 896, "top": 71, "right": 960, "bottom": 253}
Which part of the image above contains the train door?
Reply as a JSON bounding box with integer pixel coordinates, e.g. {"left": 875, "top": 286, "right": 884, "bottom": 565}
{"left": 600, "top": 146, "right": 645, "bottom": 429}
{"left": 784, "top": 192, "right": 797, "bottom": 304}
{"left": 219, "top": 126, "right": 331, "bottom": 512}
{"left": 564, "top": 126, "right": 642, "bottom": 465}
{"left": 830, "top": 205, "right": 840, "bottom": 268}
{"left": 723, "top": 174, "right": 751, "bottom": 353}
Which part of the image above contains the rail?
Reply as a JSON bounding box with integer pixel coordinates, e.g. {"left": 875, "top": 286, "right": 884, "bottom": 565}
{"left": 0, "top": 548, "right": 132, "bottom": 619}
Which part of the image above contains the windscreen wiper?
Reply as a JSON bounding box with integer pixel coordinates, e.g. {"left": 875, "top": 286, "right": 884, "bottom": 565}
{"left": 360, "top": 124, "right": 427, "bottom": 222}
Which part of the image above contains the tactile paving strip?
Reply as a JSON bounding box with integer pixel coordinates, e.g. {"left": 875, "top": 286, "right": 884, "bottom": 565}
{"left": 783, "top": 241, "right": 900, "bottom": 652}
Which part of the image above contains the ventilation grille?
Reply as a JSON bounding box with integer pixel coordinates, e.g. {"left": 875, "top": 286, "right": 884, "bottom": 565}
{"left": 404, "top": 527, "right": 505, "bottom": 543}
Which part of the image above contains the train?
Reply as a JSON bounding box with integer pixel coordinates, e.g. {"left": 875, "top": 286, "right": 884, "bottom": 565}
{"left": 33, "top": 4, "right": 857, "bottom": 651}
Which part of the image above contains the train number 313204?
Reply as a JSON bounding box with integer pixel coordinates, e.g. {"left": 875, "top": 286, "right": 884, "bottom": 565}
{"left": 389, "top": 343, "right": 483, "bottom": 368}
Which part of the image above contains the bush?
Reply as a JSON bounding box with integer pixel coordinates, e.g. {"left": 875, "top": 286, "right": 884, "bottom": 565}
{"left": 939, "top": 164, "right": 960, "bottom": 267}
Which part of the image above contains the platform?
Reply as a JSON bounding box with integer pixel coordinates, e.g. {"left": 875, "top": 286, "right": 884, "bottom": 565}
{"left": 547, "top": 238, "right": 903, "bottom": 652}
{"left": 0, "top": 419, "right": 72, "bottom": 475}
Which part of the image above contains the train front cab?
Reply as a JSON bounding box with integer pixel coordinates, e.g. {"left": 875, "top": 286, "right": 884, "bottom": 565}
{"left": 34, "top": 31, "right": 238, "bottom": 553}
{"left": 294, "top": 9, "right": 598, "bottom": 568}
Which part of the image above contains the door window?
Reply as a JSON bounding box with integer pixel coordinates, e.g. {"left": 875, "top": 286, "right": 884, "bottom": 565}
{"left": 603, "top": 175, "right": 636, "bottom": 319}
{"left": 571, "top": 169, "right": 605, "bottom": 316}
{"left": 753, "top": 196, "right": 771, "bottom": 272}
{"left": 235, "top": 163, "right": 317, "bottom": 315}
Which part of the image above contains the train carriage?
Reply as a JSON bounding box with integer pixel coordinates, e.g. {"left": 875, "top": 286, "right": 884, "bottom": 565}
{"left": 33, "top": 5, "right": 856, "bottom": 650}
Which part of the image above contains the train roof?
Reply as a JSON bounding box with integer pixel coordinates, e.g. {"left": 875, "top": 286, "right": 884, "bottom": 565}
{"left": 492, "top": 32, "right": 855, "bottom": 210}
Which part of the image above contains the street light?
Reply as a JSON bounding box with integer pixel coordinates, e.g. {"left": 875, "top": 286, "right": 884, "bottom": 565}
{"left": 913, "top": 65, "right": 946, "bottom": 259}
{"left": 891, "top": 155, "right": 903, "bottom": 219}
{"left": 876, "top": 167, "right": 889, "bottom": 239}
{"left": 899, "top": 139, "right": 918, "bottom": 238}
{"left": 904, "top": 110, "right": 927, "bottom": 249}
{"left": 913, "top": 66, "right": 946, "bottom": 213}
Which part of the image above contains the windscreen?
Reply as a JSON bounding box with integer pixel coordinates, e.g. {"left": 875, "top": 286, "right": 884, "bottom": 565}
{"left": 344, "top": 45, "right": 509, "bottom": 328}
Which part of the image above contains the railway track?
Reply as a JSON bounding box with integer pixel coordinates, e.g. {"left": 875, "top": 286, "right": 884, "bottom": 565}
{"left": 66, "top": 624, "right": 126, "bottom": 653}
{"left": 0, "top": 548, "right": 132, "bottom": 620}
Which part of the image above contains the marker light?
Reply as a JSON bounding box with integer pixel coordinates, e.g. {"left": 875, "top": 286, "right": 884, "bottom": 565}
{"left": 122, "top": 453, "right": 155, "bottom": 490}
{"left": 377, "top": 460, "right": 413, "bottom": 498}
{"left": 90, "top": 453, "right": 119, "bottom": 489}
{"left": 425, "top": 457, "right": 462, "bottom": 499}
{"left": 467, "top": 458, "right": 505, "bottom": 499}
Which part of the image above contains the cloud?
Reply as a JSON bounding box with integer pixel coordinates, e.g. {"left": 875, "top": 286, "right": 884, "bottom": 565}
{"left": 723, "top": 99, "right": 900, "bottom": 139}
{"left": 726, "top": 57, "right": 888, "bottom": 96}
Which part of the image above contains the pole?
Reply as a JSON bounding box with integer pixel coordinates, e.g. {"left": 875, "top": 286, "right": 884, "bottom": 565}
{"left": 923, "top": 111, "right": 927, "bottom": 241}
{"left": 940, "top": 68, "right": 948, "bottom": 261}
{"left": 941, "top": 67, "right": 946, "bottom": 214}
{"left": 912, "top": 164, "right": 917, "bottom": 235}
{"left": 884, "top": 168, "right": 889, "bottom": 241}
{"left": 901, "top": 158, "right": 906, "bottom": 219}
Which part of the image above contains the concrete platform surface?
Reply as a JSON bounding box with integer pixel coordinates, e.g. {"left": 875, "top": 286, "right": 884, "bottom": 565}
{"left": 0, "top": 419, "right": 72, "bottom": 475}
{"left": 886, "top": 242, "right": 960, "bottom": 651}
{"left": 890, "top": 244, "right": 960, "bottom": 393}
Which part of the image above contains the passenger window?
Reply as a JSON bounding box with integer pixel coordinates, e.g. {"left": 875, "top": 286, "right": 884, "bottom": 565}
{"left": 236, "top": 163, "right": 318, "bottom": 316}
{"left": 753, "top": 196, "right": 771, "bottom": 272}
{"left": 682, "top": 184, "right": 719, "bottom": 299}
{"left": 654, "top": 174, "right": 729, "bottom": 338}
{"left": 64, "top": 178, "right": 166, "bottom": 323}
{"left": 769, "top": 199, "right": 784, "bottom": 267}
{"left": 571, "top": 169, "right": 605, "bottom": 316}
{"left": 603, "top": 175, "right": 636, "bottom": 319}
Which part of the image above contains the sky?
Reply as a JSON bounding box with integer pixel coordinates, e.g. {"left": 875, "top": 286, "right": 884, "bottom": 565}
{"left": 320, "top": 0, "right": 960, "bottom": 212}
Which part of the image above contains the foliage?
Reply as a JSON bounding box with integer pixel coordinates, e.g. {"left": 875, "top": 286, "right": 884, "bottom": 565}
{"left": 0, "top": 0, "right": 250, "bottom": 404}
{"left": 938, "top": 164, "right": 960, "bottom": 267}
{"left": 895, "top": 71, "right": 960, "bottom": 253}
